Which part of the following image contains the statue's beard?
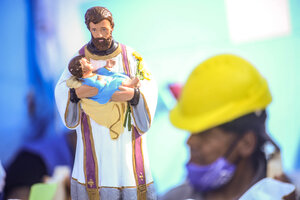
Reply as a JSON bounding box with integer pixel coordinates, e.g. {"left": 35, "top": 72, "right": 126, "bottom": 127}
{"left": 91, "top": 35, "right": 112, "bottom": 51}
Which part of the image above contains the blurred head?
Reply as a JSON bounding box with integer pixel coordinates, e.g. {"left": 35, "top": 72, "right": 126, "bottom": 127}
{"left": 85, "top": 6, "right": 114, "bottom": 51}
{"left": 187, "top": 111, "right": 268, "bottom": 167}
{"left": 170, "top": 54, "right": 272, "bottom": 191}
{"left": 68, "top": 55, "right": 93, "bottom": 78}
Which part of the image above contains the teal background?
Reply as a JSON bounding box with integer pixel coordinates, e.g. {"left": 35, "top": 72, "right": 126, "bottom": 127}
{"left": 0, "top": 0, "right": 299, "bottom": 196}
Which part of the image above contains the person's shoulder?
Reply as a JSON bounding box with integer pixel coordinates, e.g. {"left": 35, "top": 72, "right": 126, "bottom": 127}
{"left": 160, "top": 182, "right": 199, "bottom": 200}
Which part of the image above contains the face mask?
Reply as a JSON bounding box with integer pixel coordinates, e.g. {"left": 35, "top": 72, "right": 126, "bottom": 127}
{"left": 186, "top": 157, "right": 236, "bottom": 192}
{"left": 186, "top": 133, "right": 243, "bottom": 193}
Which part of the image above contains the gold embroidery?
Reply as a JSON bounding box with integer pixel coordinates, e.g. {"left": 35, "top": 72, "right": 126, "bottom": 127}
{"left": 88, "top": 179, "right": 94, "bottom": 187}
{"left": 132, "top": 128, "right": 139, "bottom": 186}
{"left": 84, "top": 44, "right": 121, "bottom": 60}
{"left": 87, "top": 116, "right": 99, "bottom": 190}
{"left": 139, "top": 172, "right": 144, "bottom": 181}
{"left": 140, "top": 136, "right": 146, "bottom": 181}
{"left": 86, "top": 188, "right": 99, "bottom": 200}
{"left": 138, "top": 184, "right": 147, "bottom": 192}
{"left": 138, "top": 184, "right": 147, "bottom": 200}
{"left": 72, "top": 177, "right": 154, "bottom": 189}
{"left": 80, "top": 114, "right": 88, "bottom": 188}
{"left": 139, "top": 131, "right": 147, "bottom": 200}
{"left": 83, "top": 116, "right": 100, "bottom": 200}
{"left": 131, "top": 127, "right": 147, "bottom": 200}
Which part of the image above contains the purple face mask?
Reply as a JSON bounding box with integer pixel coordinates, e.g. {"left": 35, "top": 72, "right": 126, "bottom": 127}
{"left": 186, "top": 157, "right": 236, "bottom": 192}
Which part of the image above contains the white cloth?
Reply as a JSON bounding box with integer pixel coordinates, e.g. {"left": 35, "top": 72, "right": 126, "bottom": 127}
{"left": 239, "top": 177, "right": 295, "bottom": 200}
{"left": 55, "top": 44, "right": 157, "bottom": 188}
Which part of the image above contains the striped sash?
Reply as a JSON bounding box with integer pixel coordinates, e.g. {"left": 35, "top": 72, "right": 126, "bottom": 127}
{"left": 78, "top": 43, "right": 147, "bottom": 200}
{"left": 121, "top": 44, "right": 147, "bottom": 200}
{"left": 79, "top": 46, "right": 100, "bottom": 200}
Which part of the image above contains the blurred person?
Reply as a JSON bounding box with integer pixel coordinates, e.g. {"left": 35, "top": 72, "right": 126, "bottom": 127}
{"left": 2, "top": 88, "right": 76, "bottom": 200}
{"left": 0, "top": 160, "right": 5, "bottom": 200}
{"left": 3, "top": 130, "right": 76, "bottom": 200}
{"left": 55, "top": 6, "right": 157, "bottom": 200}
{"left": 28, "top": 166, "right": 72, "bottom": 200}
{"left": 162, "top": 54, "right": 296, "bottom": 200}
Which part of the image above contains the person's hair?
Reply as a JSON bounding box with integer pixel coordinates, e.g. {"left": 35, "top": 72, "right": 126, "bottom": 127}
{"left": 85, "top": 6, "right": 114, "bottom": 30}
{"left": 68, "top": 55, "right": 85, "bottom": 78}
{"left": 217, "top": 110, "right": 268, "bottom": 171}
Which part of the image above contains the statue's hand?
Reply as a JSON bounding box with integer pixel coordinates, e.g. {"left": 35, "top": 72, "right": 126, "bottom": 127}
{"left": 75, "top": 85, "right": 98, "bottom": 98}
{"left": 111, "top": 86, "right": 134, "bottom": 102}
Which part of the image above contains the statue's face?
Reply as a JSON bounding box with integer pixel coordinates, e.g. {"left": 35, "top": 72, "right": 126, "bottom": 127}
{"left": 89, "top": 19, "right": 113, "bottom": 51}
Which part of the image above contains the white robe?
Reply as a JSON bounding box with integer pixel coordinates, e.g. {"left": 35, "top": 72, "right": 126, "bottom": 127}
{"left": 55, "top": 44, "right": 157, "bottom": 190}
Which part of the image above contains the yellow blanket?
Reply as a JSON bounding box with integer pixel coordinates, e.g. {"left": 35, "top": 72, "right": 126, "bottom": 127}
{"left": 66, "top": 77, "right": 126, "bottom": 139}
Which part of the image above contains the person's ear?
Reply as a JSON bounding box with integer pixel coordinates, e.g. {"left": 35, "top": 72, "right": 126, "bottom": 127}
{"left": 237, "top": 131, "right": 257, "bottom": 158}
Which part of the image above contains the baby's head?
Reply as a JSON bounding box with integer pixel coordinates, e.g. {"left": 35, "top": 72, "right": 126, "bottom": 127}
{"left": 68, "top": 55, "right": 85, "bottom": 78}
{"left": 68, "top": 55, "right": 93, "bottom": 78}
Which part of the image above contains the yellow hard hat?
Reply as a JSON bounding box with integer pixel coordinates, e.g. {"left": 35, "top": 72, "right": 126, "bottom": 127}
{"left": 170, "top": 54, "right": 272, "bottom": 133}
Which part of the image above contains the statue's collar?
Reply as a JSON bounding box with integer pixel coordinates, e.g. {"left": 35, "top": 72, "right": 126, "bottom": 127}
{"left": 86, "top": 39, "right": 119, "bottom": 56}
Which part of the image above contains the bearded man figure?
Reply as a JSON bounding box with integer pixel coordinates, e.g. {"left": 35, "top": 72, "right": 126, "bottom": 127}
{"left": 55, "top": 6, "right": 157, "bottom": 200}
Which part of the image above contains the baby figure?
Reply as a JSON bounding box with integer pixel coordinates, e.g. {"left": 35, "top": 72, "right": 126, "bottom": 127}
{"left": 66, "top": 55, "right": 140, "bottom": 139}
{"left": 68, "top": 55, "right": 139, "bottom": 104}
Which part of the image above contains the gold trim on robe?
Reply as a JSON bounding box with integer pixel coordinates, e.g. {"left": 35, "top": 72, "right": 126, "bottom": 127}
{"left": 85, "top": 44, "right": 122, "bottom": 61}
{"left": 72, "top": 177, "right": 154, "bottom": 189}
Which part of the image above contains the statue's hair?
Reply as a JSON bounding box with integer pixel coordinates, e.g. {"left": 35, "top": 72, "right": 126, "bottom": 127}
{"left": 85, "top": 6, "right": 114, "bottom": 29}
